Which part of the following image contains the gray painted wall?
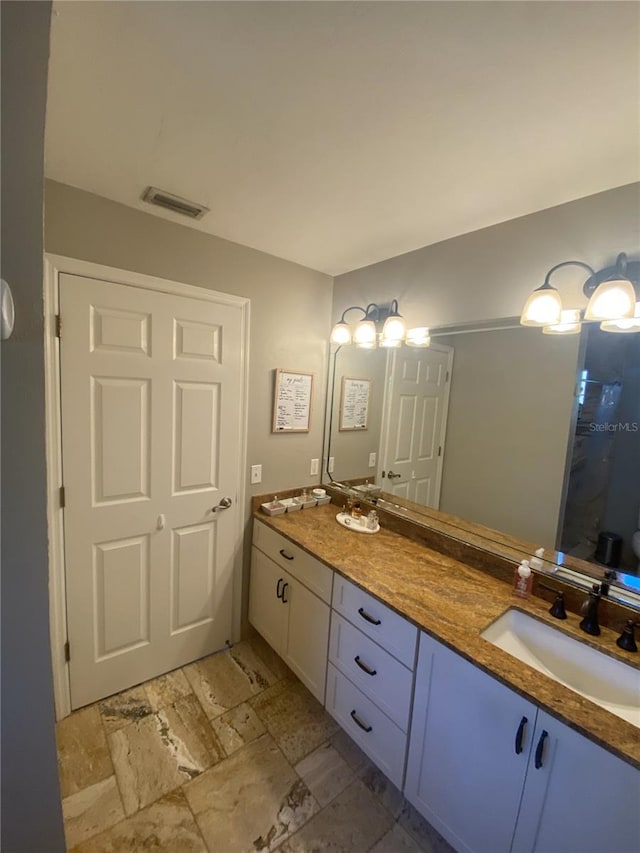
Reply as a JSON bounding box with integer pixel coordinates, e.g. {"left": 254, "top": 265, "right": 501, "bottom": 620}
{"left": 332, "top": 183, "right": 640, "bottom": 329}
{"left": 437, "top": 328, "right": 580, "bottom": 546}
{"left": 1, "top": 3, "right": 66, "bottom": 849}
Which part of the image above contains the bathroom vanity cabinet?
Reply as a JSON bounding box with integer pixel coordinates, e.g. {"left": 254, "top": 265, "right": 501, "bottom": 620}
{"left": 249, "top": 521, "right": 332, "bottom": 702}
{"left": 405, "top": 631, "right": 640, "bottom": 853}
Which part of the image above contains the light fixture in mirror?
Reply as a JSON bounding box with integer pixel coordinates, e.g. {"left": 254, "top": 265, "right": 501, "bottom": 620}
{"left": 542, "top": 309, "right": 582, "bottom": 335}
{"left": 601, "top": 302, "right": 640, "bottom": 334}
{"left": 406, "top": 327, "right": 431, "bottom": 347}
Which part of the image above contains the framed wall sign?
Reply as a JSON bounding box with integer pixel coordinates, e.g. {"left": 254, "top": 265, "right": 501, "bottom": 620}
{"left": 339, "top": 377, "right": 370, "bottom": 431}
{"left": 272, "top": 369, "right": 314, "bottom": 433}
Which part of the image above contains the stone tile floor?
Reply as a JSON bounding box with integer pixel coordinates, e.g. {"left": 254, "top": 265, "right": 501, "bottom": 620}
{"left": 56, "top": 635, "right": 456, "bottom": 852}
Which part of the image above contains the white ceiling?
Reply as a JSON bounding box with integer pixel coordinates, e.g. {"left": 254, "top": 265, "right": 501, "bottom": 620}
{"left": 45, "top": 1, "right": 639, "bottom": 276}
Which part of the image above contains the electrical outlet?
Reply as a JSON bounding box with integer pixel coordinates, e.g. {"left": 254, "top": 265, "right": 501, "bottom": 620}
{"left": 250, "top": 464, "right": 262, "bottom": 484}
{"left": 328, "top": 456, "right": 335, "bottom": 473}
{"left": 368, "top": 452, "right": 376, "bottom": 468}
{"left": 310, "top": 458, "right": 319, "bottom": 476}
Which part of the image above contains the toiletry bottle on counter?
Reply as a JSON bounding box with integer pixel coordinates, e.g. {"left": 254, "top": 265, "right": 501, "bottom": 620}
{"left": 351, "top": 500, "right": 362, "bottom": 520}
{"left": 513, "top": 560, "right": 533, "bottom": 598}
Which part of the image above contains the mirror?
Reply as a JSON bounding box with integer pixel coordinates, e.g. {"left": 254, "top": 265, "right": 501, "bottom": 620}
{"left": 323, "top": 322, "right": 640, "bottom": 606}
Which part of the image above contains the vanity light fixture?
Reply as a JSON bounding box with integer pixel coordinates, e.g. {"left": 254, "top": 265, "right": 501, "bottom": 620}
{"left": 330, "top": 300, "right": 411, "bottom": 348}
{"left": 520, "top": 253, "right": 640, "bottom": 335}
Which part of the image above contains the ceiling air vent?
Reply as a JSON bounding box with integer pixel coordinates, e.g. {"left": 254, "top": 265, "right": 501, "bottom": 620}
{"left": 141, "top": 187, "right": 209, "bottom": 220}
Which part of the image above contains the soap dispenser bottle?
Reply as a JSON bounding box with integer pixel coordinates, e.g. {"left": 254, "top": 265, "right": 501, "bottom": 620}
{"left": 513, "top": 560, "right": 533, "bottom": 599}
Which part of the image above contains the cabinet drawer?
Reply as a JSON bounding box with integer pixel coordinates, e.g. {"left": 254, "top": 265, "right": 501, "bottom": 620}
{"left": 332, "top": 575, "right": 417, "bottom": 667}
{"left": 325, "top": 663, "right": 407, "bottom": 789}
{"left": 329, "top": 613, "right": 413, "bottom": 731}
{"left": 253, "top": 521, "right": 333, "bottom": 603}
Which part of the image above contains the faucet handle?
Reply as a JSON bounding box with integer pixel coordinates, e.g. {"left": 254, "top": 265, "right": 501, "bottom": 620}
{"left": 616, "top": 620, "right": 640, "bottom": 653}
{"left": 538, "top": 583, "right": 567, "bottom": 620}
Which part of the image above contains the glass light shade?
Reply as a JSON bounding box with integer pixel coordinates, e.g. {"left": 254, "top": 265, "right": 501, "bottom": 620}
{"left": 520, "top": 285, "right": 562, "bottom": 326}
{"left": 381, "top": 314, "right": 406, "bottom": 343}
{"left": 542, "top": 309, "right": 582, "bottom": 336}
{"left": 584, "top": 278, "right": 636, "bottom": 321}
{"left": 600, "top": 302, "right": 640, "bottom": 333}
{"left": 406, "top": 327, "right": 431, "bottom": 347}
{"left": 330, "top": 322, "right": 351, "bottom": 345}
{"left": 353, "top": 319, "right": 377, "bottom": 344}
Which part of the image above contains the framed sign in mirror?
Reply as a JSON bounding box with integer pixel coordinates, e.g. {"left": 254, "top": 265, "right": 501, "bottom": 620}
{"left": 272, "top": 368, "right": 314, "bottom": 433}
{"left": 339, "top": 377, "right": 370, "bottom": 431}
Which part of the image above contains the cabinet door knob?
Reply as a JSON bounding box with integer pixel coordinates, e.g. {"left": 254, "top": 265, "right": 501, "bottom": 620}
{"left": 276, "top": 578, "right": 284, "bottom": 599}
{"left": 354, "top": 655, "right": 377, "bottom": 676}
{"left": 281, "top": 582, "right": 289, "bottom": 604}
{"left": 358, "top": 607, "right": 381, "bottom": 626}
{"left": 350, "top": 709, "right": 373, "bottom": 733}
{"left": 279, "top": 548, "right": 294, "bottom": 561}
{"left": 514, "top": 716, "right": 528, "bottom": 755}
{"left": 534, "top": 730, "right": 549, "bottom": 769}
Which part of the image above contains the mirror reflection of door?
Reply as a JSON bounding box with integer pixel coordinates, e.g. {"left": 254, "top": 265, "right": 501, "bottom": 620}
{"left": 380, "top": 344, "right": 453, "bottom": 507}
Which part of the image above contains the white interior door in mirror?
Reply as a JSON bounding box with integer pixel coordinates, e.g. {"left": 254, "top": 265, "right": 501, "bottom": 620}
{"left": 381, "top": 344, "right": 453, "bottom": 508}
{"left": 60, "top": 273, "right": 243, "bottom": 708}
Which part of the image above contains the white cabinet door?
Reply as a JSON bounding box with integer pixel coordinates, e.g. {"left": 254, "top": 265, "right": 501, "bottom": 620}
{"left": 513, "top": 710, "right": 640, "bottom": 853}
{"left": 405, "top": 632, "right": 537, "bottom": 853}
{"left": 248, "top": 547, "right": 285, "bottom": 654}
{"left": 249, "top": 544, "right": 330, "bottom": 703}
{"left": 282, "top": 575, "right": 330, "bottom": 702}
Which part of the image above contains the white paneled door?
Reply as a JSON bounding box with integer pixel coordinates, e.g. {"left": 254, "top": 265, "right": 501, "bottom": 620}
{"left": 380, "top": 345, "right": 453, "bottom": 507}
{"left": 60, "top": 273, "right": 244, "bottom": 708}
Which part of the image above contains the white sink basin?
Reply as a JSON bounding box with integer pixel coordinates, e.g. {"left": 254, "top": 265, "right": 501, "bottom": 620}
{"left": 481, "top": 609, "right": 640, "bottom": 728}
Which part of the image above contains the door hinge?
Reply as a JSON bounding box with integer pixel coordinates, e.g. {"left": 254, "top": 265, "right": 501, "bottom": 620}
{"left": 445, "top": 370, "right": 450, "bottom": 382}
{"left": 64, "top": 641, "right": 70, "bottom": 663}
{"left": 59, "top": 486, "right": 66, "bottom": 507}
{"left": 438, "top": 446, "right": 442, "bottom": 457}
{"left": 55, "top": 314, "right": 62, "bottom": 338}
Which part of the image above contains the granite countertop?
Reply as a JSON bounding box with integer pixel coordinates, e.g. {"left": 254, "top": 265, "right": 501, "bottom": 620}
{"left": 254, "top": 504, "right": 640, "bottom": 770}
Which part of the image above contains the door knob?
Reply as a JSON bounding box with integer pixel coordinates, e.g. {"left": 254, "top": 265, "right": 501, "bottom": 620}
{"left": 386, "top": 470, "right": 402, "bottom": 479}
{"left": 212, "top": 496, "right": 233, "bottom": 512}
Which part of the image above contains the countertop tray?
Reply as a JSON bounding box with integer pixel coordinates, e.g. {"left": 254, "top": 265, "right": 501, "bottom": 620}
{"left": 336, "top": 511, "right": 380, "bottom": 534}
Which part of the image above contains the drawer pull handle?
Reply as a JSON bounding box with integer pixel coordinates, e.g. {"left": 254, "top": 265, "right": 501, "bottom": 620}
{"left": 358, "top": 607, "right": 381, "bottom": 626}
{"left": 279, "top": 548, "right": 294, "bottom": 561}
{"left": 276, "top": 578, "right": 284, "bottom": 600}
{"left": 514, "top": 716, "right": 528, "bottom": 754}
{"left": 281, "top": 582, "right": 289, "bottom": 604}
{"left": 350, "top": 709, "right": 372, "bottom": 733}
{"left": 534, "top": 730, "right": 548, "bottom": 769}
{"left": 354, "top": 656, "right": 377, "bottom": 676}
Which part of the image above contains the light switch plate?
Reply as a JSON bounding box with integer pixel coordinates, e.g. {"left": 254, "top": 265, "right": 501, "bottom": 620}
{"left": 328, "top": 457, "right": 335, "bottom": 473}
{"left": 368, "top": 452, "right": 376, "bottom": 468}
{"left": 310, "top": 458, "right": 319, "bottom": 476}
{"left": 250, "top": 464, "right": 262, "bottom": 484}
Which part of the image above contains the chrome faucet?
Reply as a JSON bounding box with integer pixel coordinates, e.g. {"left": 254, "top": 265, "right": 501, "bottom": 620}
{"left": 579, "top": 584, "right": 602, "bottom": 636}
